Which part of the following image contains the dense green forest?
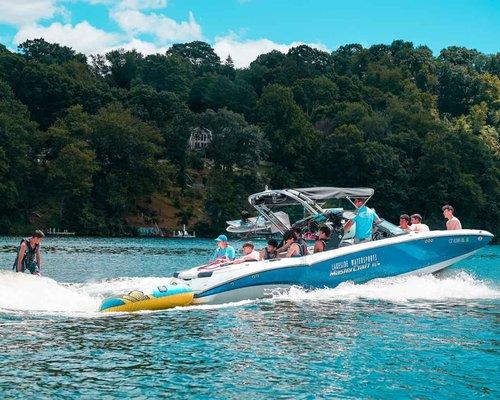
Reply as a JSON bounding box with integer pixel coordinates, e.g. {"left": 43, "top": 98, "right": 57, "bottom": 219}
{"left": 0, "top": 39, "right": 498, "bottom": 238}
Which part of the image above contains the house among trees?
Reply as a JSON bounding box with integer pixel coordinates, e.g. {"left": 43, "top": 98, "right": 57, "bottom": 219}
{"left": 188, "top": 127, "right": 212, "bottom": 150}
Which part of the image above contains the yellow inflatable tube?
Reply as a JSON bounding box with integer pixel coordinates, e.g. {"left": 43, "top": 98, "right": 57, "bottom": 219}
{"left": 99, "top": 284, "right": 194, "bottom": 312}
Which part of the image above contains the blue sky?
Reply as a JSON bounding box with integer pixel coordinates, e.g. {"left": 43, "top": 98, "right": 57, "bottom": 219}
{"left": 0, "top": 0, "right": 498, "bottom": 67}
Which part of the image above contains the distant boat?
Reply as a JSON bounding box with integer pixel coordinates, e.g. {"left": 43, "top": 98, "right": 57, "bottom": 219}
{"left": 172, "top": 224, "right": 196, "bottom": 238}
{"left": 46, "top": 228, "right": 76, "bottom": 236}
{"left": 226, "top": 211, "right": 290, "bottom": 235}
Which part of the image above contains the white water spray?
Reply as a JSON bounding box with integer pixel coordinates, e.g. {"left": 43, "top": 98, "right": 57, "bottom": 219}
{"left": 272, "top": 271, "right": 500, "bottom": 303}
{"left": 0, "top": 270, "right": 498, "bottom": 315}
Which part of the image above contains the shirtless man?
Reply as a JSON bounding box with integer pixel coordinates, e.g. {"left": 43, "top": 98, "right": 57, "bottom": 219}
{"left": 442, "top": 205, "right": 462, "bottom": 230}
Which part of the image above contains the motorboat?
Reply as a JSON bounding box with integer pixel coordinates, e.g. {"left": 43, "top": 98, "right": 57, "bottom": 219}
{"left": 226, "top": 211, "right": 290, "bottom": 235}
{"left": 170, "top": 187, "right": 494, "bottom": 304}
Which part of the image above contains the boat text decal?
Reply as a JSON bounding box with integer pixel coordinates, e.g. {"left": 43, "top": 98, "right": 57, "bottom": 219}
{"left": 330, "top": 254, "right": 380, "bottom": 276}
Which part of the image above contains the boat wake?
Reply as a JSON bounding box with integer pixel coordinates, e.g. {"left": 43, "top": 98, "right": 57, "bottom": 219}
{"left": 0, "top": 270, "right": 498, "bottom": 315}
{"left": 272, "top": 271, "right": 499, "bottom": 303}
{"left": 0, "top": 271, "right": 100, "bottom": 314}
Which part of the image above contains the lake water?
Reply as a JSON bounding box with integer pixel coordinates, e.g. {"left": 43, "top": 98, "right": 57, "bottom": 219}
{"left": 0, "top": 236, "right": 498, "bottom": 399}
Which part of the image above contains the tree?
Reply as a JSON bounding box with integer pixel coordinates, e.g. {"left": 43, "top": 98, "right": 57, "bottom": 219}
{"left": 188, "top": 75, "right": 257, "bottom": 116}
{"left": 257, "top": 84, "right": 318, "bottom": 186}
{"left": 222, "top": 55, "right": 236, "bottom": 79}
{"left": 438, "top": 46, "right": 489, "bottom": 73}
{"left": 91, "top": 103, "right": 167, "bottom": 224}
{"left": 292, "top": 76, "right": 338, "bottom": 118}
{"left": 138, "top": 54, "right": 193, "bottom": 97}
{"left": 284, "top": 45, "right": 333, "bottom": 82}
{"left": 105, "top": 49, "right": 143, "bottom": 89}
{"left": 200, "top": 108, "right": 269, "bottom": 171}
{"left": 167, "top": 41, "right": 221, "bottom": 75}
{"left": 128, "top": 84, "right": 186, "bottom": 129}
{"left": 18, "top": 38, "right": 86, "bottom": 64}
{"left": 0, "top": 80, "right": 40, "bottom": 230}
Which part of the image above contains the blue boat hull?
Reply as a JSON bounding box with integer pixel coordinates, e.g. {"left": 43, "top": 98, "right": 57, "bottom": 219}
{"left": 192, "top": 232, "right": 492, "bottom": 303}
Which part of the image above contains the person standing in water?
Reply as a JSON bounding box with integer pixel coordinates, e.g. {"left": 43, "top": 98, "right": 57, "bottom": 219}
{"left": 13, "top": 230, "right": 45, "bottom": 275}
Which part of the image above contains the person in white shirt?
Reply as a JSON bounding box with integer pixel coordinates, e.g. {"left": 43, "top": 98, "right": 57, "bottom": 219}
{"left": 232, "top": 242, "right": 260, "bottom": 264}
{"left": 442, "top": 204, "right": 462, "bottom": 230}
{"left": 409, "top": 213, "right": 430, "bottom": 232}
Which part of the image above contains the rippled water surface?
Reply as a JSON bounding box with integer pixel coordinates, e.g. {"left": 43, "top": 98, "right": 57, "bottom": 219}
{"left": 1, "top": 236, "right": 498, "bottom": 399}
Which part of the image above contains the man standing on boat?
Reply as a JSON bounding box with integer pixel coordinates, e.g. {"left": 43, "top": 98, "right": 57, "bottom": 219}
{"left": 210, "top": 234, "right": 236, "bottom": 264}
{"left": 343, "top": 198, "right": 380, "bottom": 243}
{"left": 442, "top": 205, "right": 462, "bottom": 230}
{"left": 12, "top": 230, "right": 45, "bottom": 275}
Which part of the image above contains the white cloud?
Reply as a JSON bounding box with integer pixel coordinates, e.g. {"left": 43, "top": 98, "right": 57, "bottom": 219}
{"left": 118, "top": 38, "right": 170, "bottom": 55}
{"left": 13, "top": 21, "right": 174, "bottom": 56}
{"left": 214, "top": 33, "right": 329, "bottom": 68}
{"left": 111, "top": 9, "right": 202, "bottom": 43}
{"left": 117, "top": 0, "right": 168, "bottom": 9}
{"left": 14, "top": 21, "right": 122, "bottom": 54}
{"left": 0, "top": 0, "right": 65, "bottom": 26}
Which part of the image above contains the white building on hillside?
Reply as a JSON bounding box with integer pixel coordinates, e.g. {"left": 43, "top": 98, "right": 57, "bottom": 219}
{"left": 188, "top": 127, "right": 212, "bottom": 150}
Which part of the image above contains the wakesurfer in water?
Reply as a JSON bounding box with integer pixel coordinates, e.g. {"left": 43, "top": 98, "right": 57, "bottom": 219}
{"left": 13, "top": 230, "right": 45, "bottom": 275}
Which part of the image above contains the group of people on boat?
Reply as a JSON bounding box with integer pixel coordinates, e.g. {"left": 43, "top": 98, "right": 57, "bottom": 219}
{"left": 11, "top": 202, "right": 462, "bottom": 275}
{"left": 398, "top": 204, "right": 461, "bottom": 233}
{"left": 207, "top": 201, "right": 463, "bottom": 267}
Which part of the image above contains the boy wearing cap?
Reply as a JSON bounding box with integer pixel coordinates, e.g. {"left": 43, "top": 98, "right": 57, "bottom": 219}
{"left": 210, "top": 234, "right": 236, "bottom": 263}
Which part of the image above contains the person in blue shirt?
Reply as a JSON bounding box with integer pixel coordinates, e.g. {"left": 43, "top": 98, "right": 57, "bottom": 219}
{"left": 343, "top": 198, "right": 380, "bottom": 244}
{"left": 210, "top": 234, "right": 236, "bottom": 264}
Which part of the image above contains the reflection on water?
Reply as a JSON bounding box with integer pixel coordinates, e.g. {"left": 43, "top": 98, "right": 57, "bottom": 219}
{"left": 0, "top": 236, "right": 499, "bottom": 399}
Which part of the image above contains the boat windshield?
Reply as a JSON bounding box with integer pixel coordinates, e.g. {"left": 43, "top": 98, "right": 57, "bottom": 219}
{"left": 376, "top": 219, "right": 406, "bottom": 236}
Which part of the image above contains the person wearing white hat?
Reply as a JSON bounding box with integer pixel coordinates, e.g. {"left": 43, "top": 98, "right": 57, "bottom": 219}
{"left": 210, "top": 234, "right": 236, "bottom": 264}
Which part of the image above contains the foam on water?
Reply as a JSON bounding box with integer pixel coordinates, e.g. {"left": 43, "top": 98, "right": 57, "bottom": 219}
{"left": 0, "top": 271, "right": 100, "bottom": 313}
{"left": 1, "top": 269, "right": 498, "bottom": 315}
{"left": 273, "top": 271, "right": 500, "bottom": 303}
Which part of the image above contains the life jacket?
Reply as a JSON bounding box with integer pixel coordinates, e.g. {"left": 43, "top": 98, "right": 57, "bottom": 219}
{"left": 319, "top": 238, "right": 337, "bottom": 251}
{"left": 289, "top": 240, "right": 306, "bottom": 257}
{"left": 296, "top": 237, "right": 308, "bottom": 256}
{"left": 12, "top": 238, "right": 38, "bottom": 272}
{"left": 263, "top": 247, "right": 277, "bottom": 260}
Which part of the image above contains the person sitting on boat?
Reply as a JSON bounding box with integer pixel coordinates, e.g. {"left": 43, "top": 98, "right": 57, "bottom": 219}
{"left": 398, "top": 214, "right": 411, "bottom": 232}
{"left": 409, "top": 214, "right": 430, "bottom": 232}
{"left": 442, "top": 205, "right": 462, "bottom": 230}
{"left": 232, "top": 242, "right": 260, "bottom": 264}
{"left": 260, "top": 238, "right": 279, "bottom": 260}
{"left": 210, "top": 234, "right": 236, "bottom": 264}
{"left": 12, "top": 230, "right": 45, "bottom": 275}
{"left": 279, "top": 230, "right": 304, "bottom": 258}
{"left": 276, "top": 228, "right": 308, "bottom": 255}
{"left": 314, "top": 226, "right": 332, "bottom": 253}
{"left": 343, "top": 198, "right": 380, "bottom": 244}
{"left": 293, "top": 227, "right": 309, "bottom": 255}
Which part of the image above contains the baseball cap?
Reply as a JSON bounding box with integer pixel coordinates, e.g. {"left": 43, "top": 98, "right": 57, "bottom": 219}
{"left": 215, "top": 234, "right": 228, "bottom": 242}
